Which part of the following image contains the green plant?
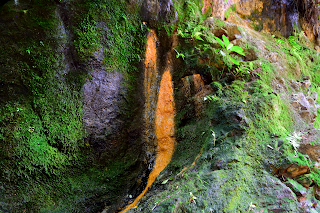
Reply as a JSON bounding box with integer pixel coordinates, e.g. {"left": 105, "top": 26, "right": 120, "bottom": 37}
{"left": 234, "top": 62, "right": 254, "bottom": 78}
{"left": 307, "top": 169, "right": 320, "bottom": 185}
{"left": 175, "top": 1, "right": 206, "bottom": 40}
{"left": 214, "top": 34, "right": 245, "bottom": 66}
{"left": 286, "top": 131, "right": 303, "bottom": 153}
{"left": 204, "top": 94, "right": 220, "bottom": 102}
{"left": 174, "top": 49, "right": 186, "bottom": 60}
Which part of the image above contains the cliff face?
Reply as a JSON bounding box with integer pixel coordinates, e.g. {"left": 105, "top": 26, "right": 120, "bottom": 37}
{"left": 1, "top": 0, "right": 320, "bottom": 212}
{"left": 202, "top": 0, "right": 320, "bottom": 43}
{"left": 0, "top": 0, "right": 148, "bottom": 212}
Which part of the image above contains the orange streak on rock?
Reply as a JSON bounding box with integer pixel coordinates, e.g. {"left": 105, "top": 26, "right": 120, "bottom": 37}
{"left": 120, "top": 53, "right": 175, "bottom": 212}
{"left": 154, "top": 69, "right": 175, "bottom": 174}
{"left": 144, "top": 29, "right": 158, "bottom": 148}
{"left": 144, "top": 29, "right": 157, "bottom": 96}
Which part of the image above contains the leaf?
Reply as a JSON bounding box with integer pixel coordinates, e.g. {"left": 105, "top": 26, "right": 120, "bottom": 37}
{"left": 222, "top": 35, "right": 230, "bottom": 47}
{"left": 249, "top": 62, "right": 253, "bottom": 70}
{"left": 214, "top": 36, "right": 225, "bottom": 48}
{"left": 162, "top": 179, "right": 169, "bottom": 184}
{"left": 193, "top": 32, "right": 204, "bottom": 41}
{"left": 227, "top": 43, "right": 233, "bottom": 50}
{"left": 230, "top": 56, "right": 240, "bottom": 65}
{"left": 230, "top": 46, "right": 245, "bottom": 56}
{"left": 206, "top": 33, "right": 216, "bottom": 44}
{"left": 177, "top": 29, "right": 184, "bottom": 37}
{"left": 220, "top": 50, "right": 226, "bottom": 56}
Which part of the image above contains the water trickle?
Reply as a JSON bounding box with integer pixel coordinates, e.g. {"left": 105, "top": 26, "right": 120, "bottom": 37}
{"left": 14, "top": 0, "right": 18, "bottom": 5}
{"left": 120, "top": 31, "right": 175, "bottom": 213}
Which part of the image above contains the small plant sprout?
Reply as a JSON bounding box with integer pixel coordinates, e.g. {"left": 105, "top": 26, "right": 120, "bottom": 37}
{"left": 174, "top": 49, "right": 185, "bottom": 60}
{"left": 214, "top": 34, "right": 245, "bottom": 65}
{"left": 249, "top": 202, "right": 256, "bottom": 211}
{"left": 211, "top": 130, "right": 216, "bottom": 146}
{"left": 204, "top": 94, "right": 219, "bottom": 102}
{"left": 286, "top": 131, "right": 303, "bottom": 153}
{"left": 189, "top": 192, "right": 197, "bottom": 204}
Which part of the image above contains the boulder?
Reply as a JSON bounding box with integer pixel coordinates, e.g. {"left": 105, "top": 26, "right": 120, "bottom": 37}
{"left": 291, "top": 92, "right": 319, "bottom": 124}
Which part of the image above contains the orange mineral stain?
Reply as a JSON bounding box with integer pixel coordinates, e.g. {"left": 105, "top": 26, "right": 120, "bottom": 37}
{"left": 120, "top": 33, "right": 175, "bottom": 212}
{"left": 144, "top": 29, "right": 158, "bottom": 148}
{"left": 154, "top": 69, "right": 175, "bottom": 175}
{"left": 144, "top": 29, "right": 157, "bottom": 96}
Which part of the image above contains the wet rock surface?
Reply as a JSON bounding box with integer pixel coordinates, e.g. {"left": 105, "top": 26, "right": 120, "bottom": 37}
{"left": 3, "top": 0, "right": 320, "bottom": 212}
{"left": 181, "top": 74, "right": 214, "bottom": 118}
{"left": 83, "top": 67, "right": 124, "bottom": 158}
{"left": 202, "top": 0, "right": 319, "bottom": 41}
{"left": 300, "top": 144, "right": 320, "bottom": 162}
{"left": 141, "top": 0, "right": 177, "bottom": 25}
{"left": 291, "top": 91, "right": 319, "bottom": 124}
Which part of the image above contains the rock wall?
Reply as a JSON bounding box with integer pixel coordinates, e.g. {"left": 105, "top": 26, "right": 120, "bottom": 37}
{"left": 0, "top": 0, "right": 147, "bottom": 212}
{"left": 2, "top": 0, "right": 320, "bottom": 212}
{"left": 202, "top": 0, "right": 320, "bottom": 42}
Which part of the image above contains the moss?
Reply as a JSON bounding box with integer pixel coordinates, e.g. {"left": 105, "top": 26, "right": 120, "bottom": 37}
{"left": 124, "top": 17, "right": 320, "bottom": 212}
{"left": 0, "top": 0, "right": 146, "bottom": 211}
{"left": 126, "top": 66, "right": 302, "bottom": 211}
{"left": 73, "top": 0, "right": 145, "bottom": 73}
{"left": 74, "top": 15, "right": 101, "bottom": 61}
{"left": 72, "top": 0, "right": 146, "bottom": 120}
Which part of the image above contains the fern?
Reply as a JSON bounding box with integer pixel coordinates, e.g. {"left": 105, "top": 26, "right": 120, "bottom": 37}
{"left": 286, "top": 131, "right": 303, "bottom": 152}
{"left": 306, "top": 169, "right": 320, "bottom": 186}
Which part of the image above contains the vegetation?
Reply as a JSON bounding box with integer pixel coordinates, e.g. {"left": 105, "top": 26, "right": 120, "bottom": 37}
{"left": 74, "top": 0, "right": 145, "bottom": 75}
{"left": 214, "top": 34, "right": 245, "bottom": 66}
{"left": 123, "top": 0, "right": 320, "bottom": 212}
{"left": 2, "top": 0, "right": 320, "bottom": 212}
{"left": 0, "top": 0, "right": 145, "bottom": 212}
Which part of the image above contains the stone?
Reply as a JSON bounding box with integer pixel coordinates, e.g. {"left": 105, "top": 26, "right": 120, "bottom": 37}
{"left": 300, "top": 110, "right": 311, "bottom": 120}
{"left": 212, "top": 160, "right": 228, "bottom": 170}
{"left": 202, "top": 0, "right": 232, "bottom": 20}
{"left": 291, "top": 101, "right": 300, "bottom": 108}
{"left": 83, "top": 70, "right": 123, "bottom": 140}
{"left": 299, "top": 145, "right": 320, "bottom": 162}
{"left": 302, "top": 75, "right": 311, "bottom": 80}
{"left": 307, "top": 97, "right": 315, "bottom": 106}
{"left": 181, "top": 74, "right": 209, "bottom": 98}
{"left": 315, "top": 185, "right": 320, "bottom": 200}
{"left": 181, "top": 76, "right": 192, "bottom": 99}
{"left": 290, "top": 80, "right": 301, "bottom": 91}
{"left": 201, "top": 0, "right": 319, "bottom": 45}
{"left": 301, "top": 80, "right": 311, "bottom": 89}
{"left": 194, "top": 85, "right": 214, "bottom": 117}
{"left": 296, "top": 176, "right": 313, "bottom": 188}
{"left": 285, "top": 180, "right": 307, "bottom": 197}
{"left": 141, "top": 0, "right": 177, "bottom": 24}
{"left": 311, "top": 92, "right": 318, "bottom": 101}
{"left": 283, "top": 164, "right": 309, "bottom": 178}
{"left": 290, "top": 91, "right": 319, "bottom": 124}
